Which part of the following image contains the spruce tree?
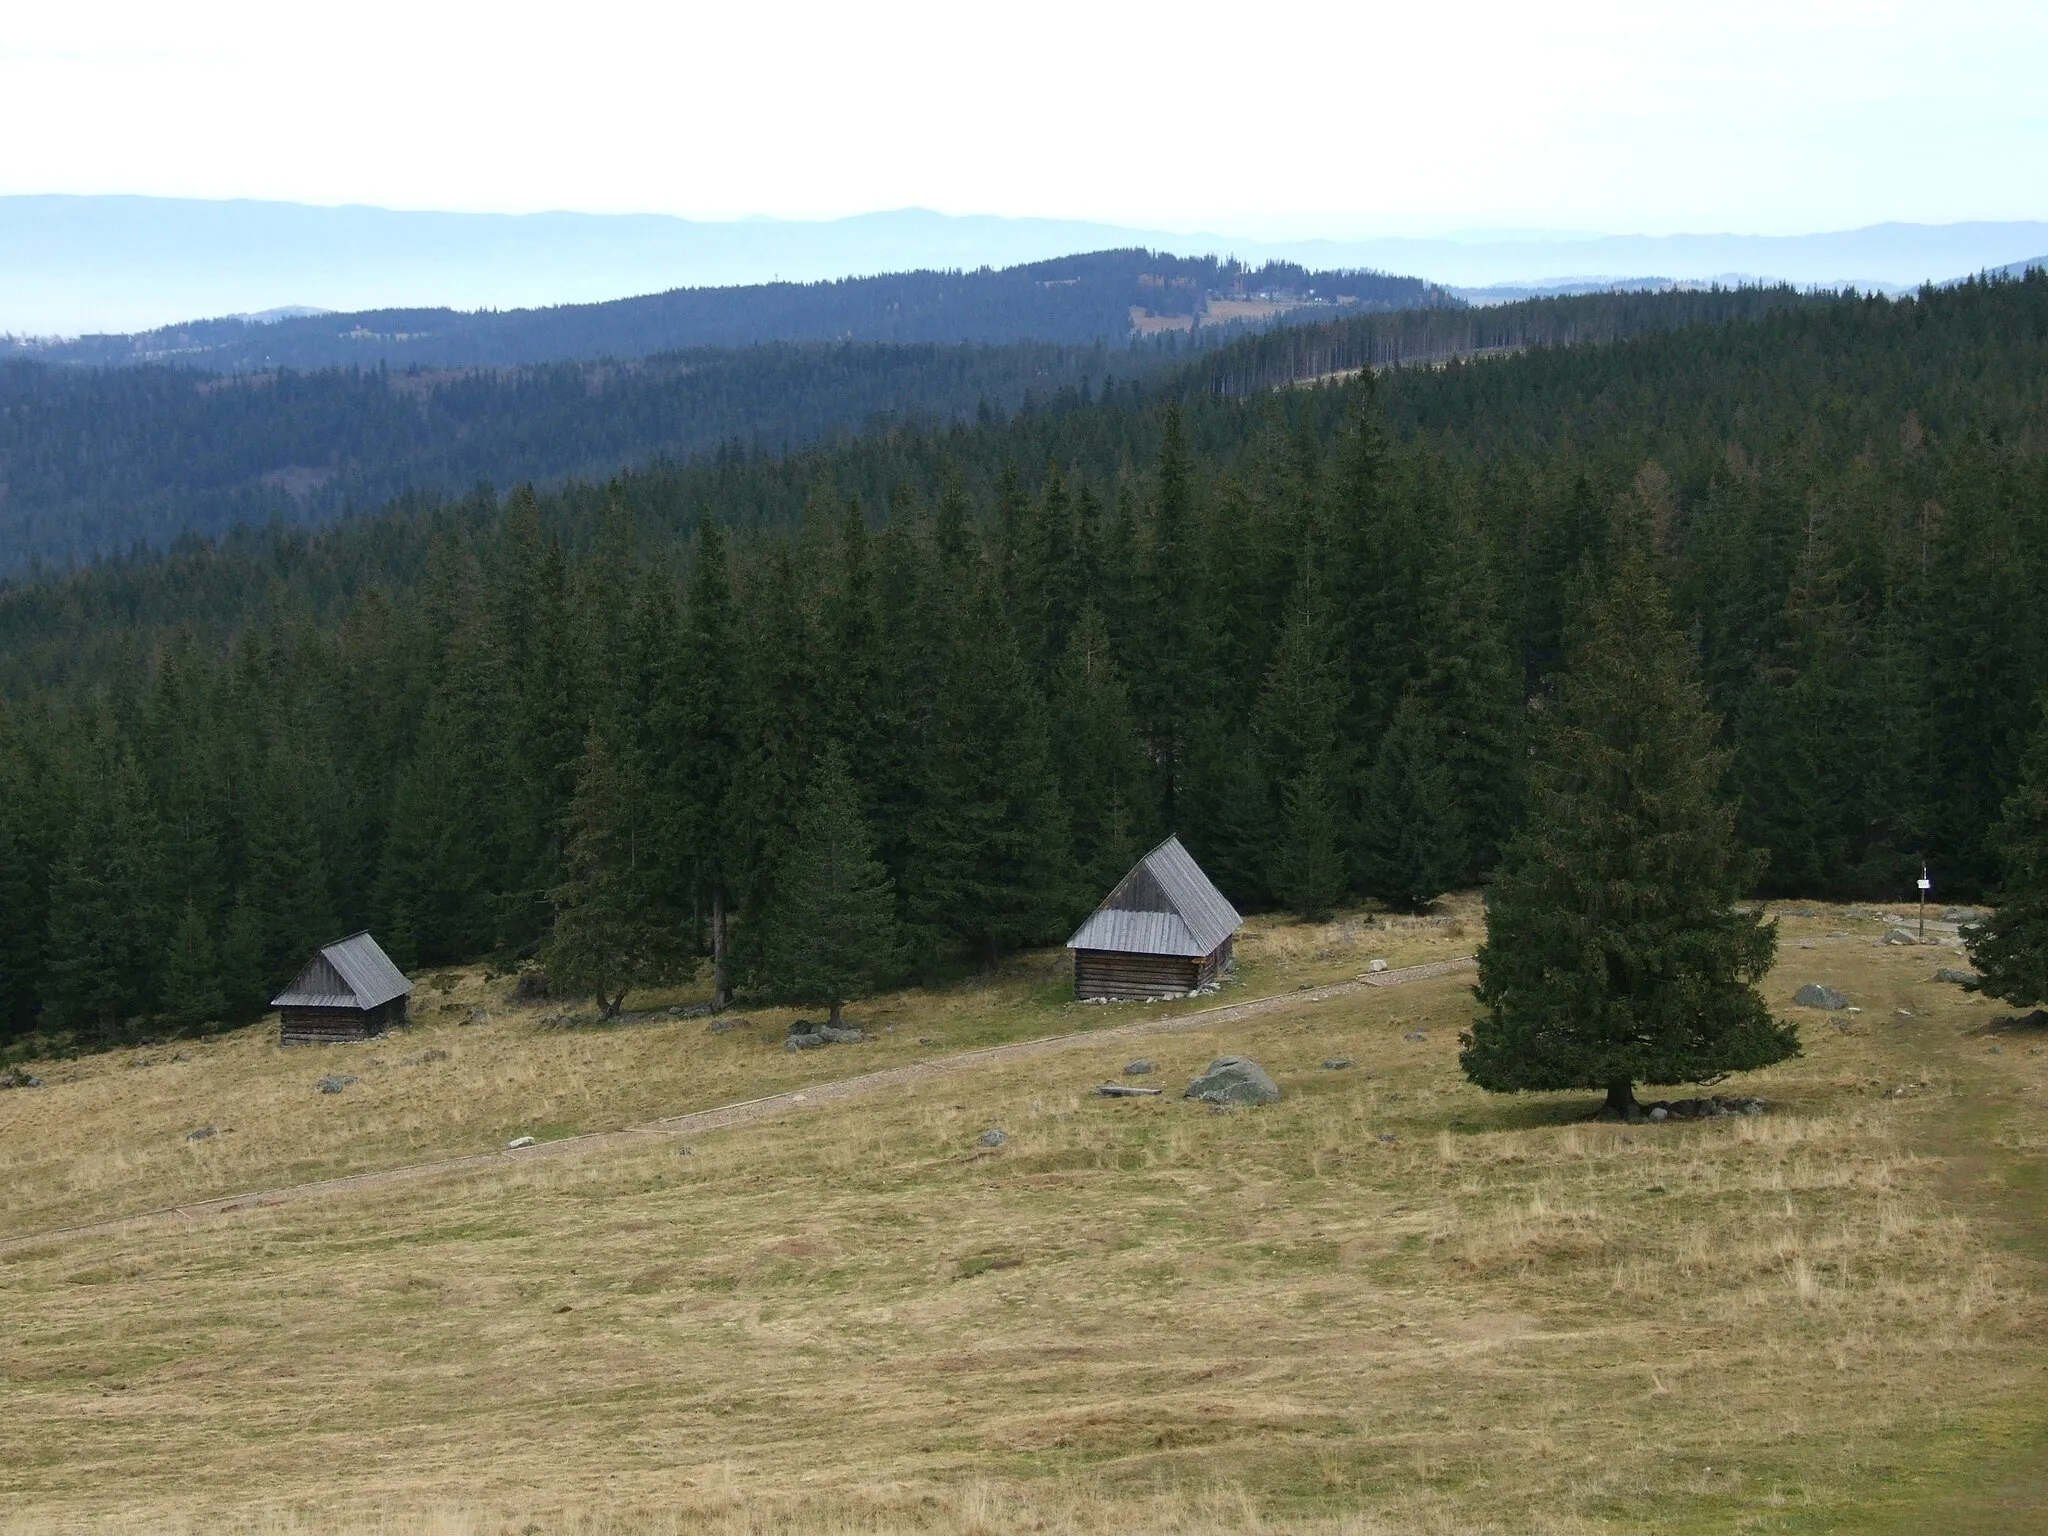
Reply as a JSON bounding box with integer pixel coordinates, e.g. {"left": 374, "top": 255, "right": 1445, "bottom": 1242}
{"left": 1963, "top": 716, "right": 2048, "bottom": 1006}
{"left": 40, "top": 751, "right": 163, "bottom": 1036}
{"left": 1463, "top": 540, "right": 1796, "bottom": 1118}
{"left": 545, "top": 729, "right": 673, "bottom": 1018}
{"left": 1270, "top": 768, "right": 1346, "bottom": 921}
{"left": 1356, "top": 696, "right": 1466, "bottom": 912}
{"left": 1048, "top": 606, "right": 1156, "bottom": 897}
{"left": 161, "top": 898, "right": 228, "bottom": 1032}
{"left": 906, "top": 572, "right": 1074, "bottom": 967}
{"left": 1255, "top": 565, "right": 1349, "bottom": 918}
{"left": 763, "top": 745, "right": 904, "bottom": 1025}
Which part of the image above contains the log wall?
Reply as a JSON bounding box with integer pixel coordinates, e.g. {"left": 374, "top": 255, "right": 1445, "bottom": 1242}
{"left": 279, "top": 996, "right": 407, "bottom": 1046}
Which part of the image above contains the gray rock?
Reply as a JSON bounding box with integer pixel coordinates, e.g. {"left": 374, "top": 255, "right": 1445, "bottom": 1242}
{"left": 1368, "top": 959, "right": 1389, "bottom": 973}
{"left": 709, "top": 1015, "right": 746, "bottom": 1034}
{"left": 1123, "top": 1059, "right": 1155, "bottom": 1076}
{"left": 1883, "top": 927, "right": 1922, "bottom": 946}
{"left": 784, "top": 1032, "right": 826, "bottom": 1051}
{"left": 979, "top": 1128, "right": 1008, "bottom": 1147}
{"left": 506, "top": 1135, "right": 536, "bottom": 1149}
{"left": 316, "top": 1074, "right": 359, "bottom": 1094}
{"left": 1320, "top": 1058, "right": 1354, "bottom": 1070}
{"left": 1648, "top": 1107, "right": 1669, "bottom": 1122}
{"left": 1842, "top": 907, "right": 1874, "bottom": 921}
{"left": 1184, "top": 1056, "right": 1281, "bottom": 1107}
{"left": 1793, "top": 983, "right": 1848, "bottom": 1010}
{"left": 1777, "top": 906, "right": 1817, "bottom": 918}
{"left": 1403, "top": 1030, "right": 1427, "bottom": 1042}
{"left": 819, "top": 1024, "right": 865, "bottom": 1044}
{"left": 186, "top": 1125, "right": 216, "bottom": 1141}
{"left": 1936, "top": 967, "right": 1979, "bottom": 985}
{"left": 1941, "top": 907, "right": 1976, "bottom": 923}
{"left": 1096, "top": 1083, "right": 1162, "bottom": 1097}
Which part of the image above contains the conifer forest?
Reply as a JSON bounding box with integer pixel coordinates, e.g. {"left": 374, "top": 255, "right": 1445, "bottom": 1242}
{"left": 3, "top": 273, "right": 2047, "bottom": 1047}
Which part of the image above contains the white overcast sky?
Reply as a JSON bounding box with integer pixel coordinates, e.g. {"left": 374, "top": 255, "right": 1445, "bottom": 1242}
{"left": 3, "top": 0, "right": 2045, "bottom": 236}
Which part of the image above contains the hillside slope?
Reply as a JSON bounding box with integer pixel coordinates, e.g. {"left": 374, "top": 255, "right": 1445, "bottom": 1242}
{"left": 0, "top": 903, "right": 2041, "bottom": 1531}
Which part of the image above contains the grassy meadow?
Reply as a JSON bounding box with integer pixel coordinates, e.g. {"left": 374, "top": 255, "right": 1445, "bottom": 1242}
{"left": 0, "top": 902, "right": 2044, "bottom": 1533}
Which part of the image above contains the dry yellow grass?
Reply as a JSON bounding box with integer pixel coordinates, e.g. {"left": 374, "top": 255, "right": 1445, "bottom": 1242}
{"left": 0, "top": 901, "right": 2042, "bottom": 1533}
{"left": 0, "top": 906, "right": 1472, "bottom": 1238}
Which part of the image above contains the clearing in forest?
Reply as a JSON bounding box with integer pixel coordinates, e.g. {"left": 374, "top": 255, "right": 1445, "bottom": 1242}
{"left": 0, "top": 901, "right": 2043, "bottom": 1534}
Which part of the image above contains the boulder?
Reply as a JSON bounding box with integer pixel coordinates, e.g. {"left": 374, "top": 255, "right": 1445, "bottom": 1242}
{"left": 1123, "top": 1059, "right": 1155, "bottom": 1076}
{"left": 1883, "top": 927, "right": 1922, "bottom": 946}
{"left": 819, "top": 1024, "right": 866, "bottom": 1044}
{"left": 1403, "top": 1030, "right": 1428, "bottom": 1042}
{"left": 1936, "top": 967, "right": 1979, "bottom": 985}
{"left": 979, "top": 1128, "right": 1008, "bottom": 1147}
{"left": 1368, "top": 959, "right": 1389, "bottom": 974}
{"left": 1793, "top": 983, "right": 1848, "bottom": 1010}
{"left": 316, "top": 1073, "right": 359, "bottom": 1094}
{"left": 186, "top": 1125, "right": 216, "bottom": 1141}
{"left": 1321, "top": 1058, "right": 1354, "bottom": 1070}
{"left": 506, "top": 1135, "right": 536, "bottom": 1149}
{"left": 1184, "top": 1056, "right": 1280, "bottom": 1107}
{"left": 1941, "top": 907, "right": 1976, "bottom": 923}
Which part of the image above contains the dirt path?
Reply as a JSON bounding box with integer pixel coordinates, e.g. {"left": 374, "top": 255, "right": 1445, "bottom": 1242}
{"left": 0, "top": 957, "right": 1474, "bottom": 1257}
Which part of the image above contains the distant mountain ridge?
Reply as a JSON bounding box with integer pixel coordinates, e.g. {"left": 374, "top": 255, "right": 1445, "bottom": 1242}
{"left": 5, "top": 250, "right": 1452, "bottom": 374}
{"left": 7, "top": 196, "right": 2048, "bottom": 336}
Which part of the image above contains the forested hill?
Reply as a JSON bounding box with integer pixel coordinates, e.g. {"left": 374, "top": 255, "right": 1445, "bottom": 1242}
{"left": 0, "top": 283, "right": 1787, "bottom": 577}
{"left": 2, "top": 273, "right": 2045, "bottom": 1048}
{"left": 10, "top": 251, "right": 1450, "bottom": 373}
{"left": 0, "top": 339, "right": 1162, "bottom": 574}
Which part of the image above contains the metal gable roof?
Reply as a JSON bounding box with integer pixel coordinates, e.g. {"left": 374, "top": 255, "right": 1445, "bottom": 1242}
{"left": 271, "top": 931, "right": 413, "bottom": 1011}
{"left": 1066, "top": 835, "right": 1243, "bottom": 958}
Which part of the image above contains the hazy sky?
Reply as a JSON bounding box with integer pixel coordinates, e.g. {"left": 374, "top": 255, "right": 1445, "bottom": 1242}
{"left": 4, "top": 0, "right": 2045, "bottom": 236}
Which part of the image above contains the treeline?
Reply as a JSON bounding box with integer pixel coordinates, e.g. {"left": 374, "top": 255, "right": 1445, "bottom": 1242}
{"left": 2, "top": 274, "right": 2047, "bottom": 1047}
{"left": 1197, "top": 284, "right": 1839, "bottom": 394}
{"left": 16, "top": 251, "right": 1451, "bottom": 373}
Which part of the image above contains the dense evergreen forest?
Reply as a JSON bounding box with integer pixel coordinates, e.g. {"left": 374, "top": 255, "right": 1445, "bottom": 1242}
{"left": 2, "top": 274, "right": 2045, "bottom": 1050}
{"left": 0, "top": 338, "right": 1170, "bottom": 573}
{"left": 0, "top": 284, "right": 1812, "bottom": 577}
{"left": 11, "top": 251, "right": 1449, "bottom": 373}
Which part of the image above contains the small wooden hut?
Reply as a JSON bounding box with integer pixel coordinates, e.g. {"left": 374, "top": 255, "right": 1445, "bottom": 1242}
{"left": 1066, "top": 835, "right": 1243, "bottom": 1001}
{"left": 272, "top": 931, "right": 414, "bottom": 1045}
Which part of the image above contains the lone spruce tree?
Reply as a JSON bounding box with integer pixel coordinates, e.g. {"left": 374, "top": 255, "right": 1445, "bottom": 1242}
{"left": 764, "top": 745, "right": 904, "bottom": 1026}
{"left": 1462, "top": 539, "right": 1796, "bottom": 1118}
{"left": 1963, "top": 716, "right": 2048, "bottom": 1005}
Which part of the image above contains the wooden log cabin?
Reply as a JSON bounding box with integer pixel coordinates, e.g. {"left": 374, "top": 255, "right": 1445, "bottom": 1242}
{"left": 1067, "top": 835, "right": 1243, "bottom": 1001}
{"left": 272, "top": 931, "right": 414, "bottom": 1045}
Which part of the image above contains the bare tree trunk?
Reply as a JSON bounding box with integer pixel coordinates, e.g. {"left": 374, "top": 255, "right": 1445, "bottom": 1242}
{"left": 828, "top": 997, "right": 843, "bottom": 1028}
{"left": 711, "top": 887, "right": 730, "bottom": 1012}
{"left": 1602, "top": 1081, "right": 1639, "bottom": 1120}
